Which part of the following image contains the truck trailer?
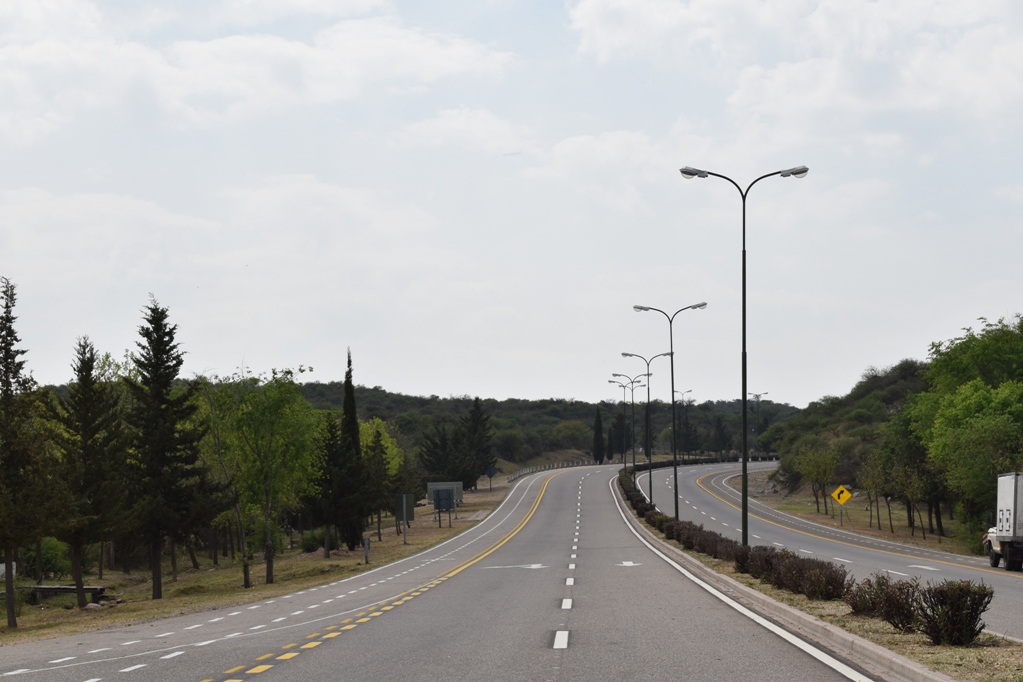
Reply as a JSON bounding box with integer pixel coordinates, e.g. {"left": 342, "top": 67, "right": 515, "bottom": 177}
{"left": 984, "top": 472, "right": 1023, "bottom": 571}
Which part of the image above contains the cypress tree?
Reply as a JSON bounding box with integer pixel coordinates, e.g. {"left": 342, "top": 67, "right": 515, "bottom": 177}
{"left": 607, "top": 425, "right": 615, "bottom": 464}
{"left": 337, "top": 350, "right": 368, "bottom": 551}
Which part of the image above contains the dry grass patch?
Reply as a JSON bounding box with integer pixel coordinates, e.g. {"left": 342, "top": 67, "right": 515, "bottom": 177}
{"left": 0, "top": 481, "right": 514, "bottom": 646}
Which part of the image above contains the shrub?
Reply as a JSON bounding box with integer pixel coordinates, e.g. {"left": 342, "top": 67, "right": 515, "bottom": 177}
{"left": 692, "top": 529, "right": 718, "bottom": 557}
{"left": 301, "top": 528, "right": 325, "bottom": 554}
{"left": 746, "top": 546, "right": 780, "bottom": 580}
{"left": 797, "top": 559, "right": 848, "bottom": 600}
{"left": 663, "top": 520, "right": 683, "bottom": 541}
{"left": 845, "top": 572, "right": 891, "bottom": 616}
{"left": 916, "top": 580, "right": 993, "bottom": 646}
{"left": 734, "top": 545, "right": 751, "bottom": 573}
{"left": 646, "top": 513, "right": 669, "bottom": 532}
{"left": 677, "top": 522, "right": 701, "bottom": 550}
{"left": 880, "top": 577, "right": 919, "bottom": 633}
{"left": 21, "top": 537, "right": 72, "bottom": 580}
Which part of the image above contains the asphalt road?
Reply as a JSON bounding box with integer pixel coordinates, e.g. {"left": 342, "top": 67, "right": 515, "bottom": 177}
{"left": 637, "top": 460, "right": 1023, "bottom": 639}
{"left": 1, "top": 466, "right": 878, "bottom": 681}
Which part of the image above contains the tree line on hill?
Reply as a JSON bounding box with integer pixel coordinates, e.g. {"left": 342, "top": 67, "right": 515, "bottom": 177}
{"left": 762, "top": 315, "right": 1023, "bottom": 547}
{"left": 300, "top": 382, "right": 798, "bottom": 464}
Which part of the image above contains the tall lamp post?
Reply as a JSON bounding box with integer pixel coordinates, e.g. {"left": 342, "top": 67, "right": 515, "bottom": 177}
{"left": 633, "top": 302, "right": 707, "bottom": 520}
{"left": 609, "top": 374, "right": 645, "bottom": 478}
{"left": 679, "top": 163, "right": 808, "bottom": 546}
{"left": 621, "top": 352, "right": 671, "bottom": 507}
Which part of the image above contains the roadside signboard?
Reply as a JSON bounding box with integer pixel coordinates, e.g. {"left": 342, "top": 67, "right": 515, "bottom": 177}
{"left": 831, "top": 485, "right": 852, "bottom": 506}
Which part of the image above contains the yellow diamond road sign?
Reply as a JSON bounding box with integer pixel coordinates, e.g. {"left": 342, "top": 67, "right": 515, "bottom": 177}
{"left": 831, "top": 485, "right": 852, "bottom": 506}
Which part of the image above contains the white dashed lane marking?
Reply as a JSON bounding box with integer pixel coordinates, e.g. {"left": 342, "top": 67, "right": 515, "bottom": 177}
{"left": 553, "top": 631, "right": 569, "bottom": 649}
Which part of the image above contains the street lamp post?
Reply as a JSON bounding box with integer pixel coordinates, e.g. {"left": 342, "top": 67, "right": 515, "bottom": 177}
{"left": 621, "top": 352, "right": 671, "bottom": 508}
{"left": 633, "top": 302, "right": 707, "bottom": 520}
{"left": 679, "top": 164, "right": 808, "bottom": 546}
{"left": 609, "top": 374, "right": 645, "bottom": 478}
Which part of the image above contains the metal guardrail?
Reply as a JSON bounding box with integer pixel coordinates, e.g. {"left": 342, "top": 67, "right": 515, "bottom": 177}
{"left": 507, "top": 459, "right": 599, "bottom": 482}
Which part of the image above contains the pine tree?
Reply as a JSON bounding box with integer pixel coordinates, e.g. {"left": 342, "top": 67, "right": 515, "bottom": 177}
{"left": 0, "top": 277, "right": 47, "bottom": 628}
{"left": 592, "top": 408, "right": 605, "bottom": 464}
{"left": 50, "top": 337, "right": 129, "bottom": 608}
{"left": 125, "top": 297, "right": 219, "bottom": 600}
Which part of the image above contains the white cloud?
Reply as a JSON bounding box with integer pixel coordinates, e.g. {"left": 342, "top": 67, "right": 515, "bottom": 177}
{"left": 0, "top": 6, "right": 512, "bottom": 141}
{"left": 570, "top": 0, "right": 1023, "bottom": 131}
{"left": 404, "top": 106, "right": 534, "bottom": 154}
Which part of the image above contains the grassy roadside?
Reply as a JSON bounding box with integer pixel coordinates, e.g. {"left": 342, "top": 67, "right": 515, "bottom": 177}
{"left": 0, "top": 482, "right": 511, "bottom": 646}
{"left": 732, "top": 469, "right": 976, "bottom": 556}
{"left": 625, "top": 477, "right": 1023, "bottom": 682}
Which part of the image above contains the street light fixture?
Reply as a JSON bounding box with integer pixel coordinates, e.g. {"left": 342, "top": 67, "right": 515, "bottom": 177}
{"left": 679, "top": 164, "right": 808, "bottom": 546}
{"left": 609, "top": 374, "right": 646, "bottom": 478}
{"left": 633, "top": 302, "right": 707, "bottom": 520}
{"left": 621, "top": 352, "right": 671, "bottom": 507}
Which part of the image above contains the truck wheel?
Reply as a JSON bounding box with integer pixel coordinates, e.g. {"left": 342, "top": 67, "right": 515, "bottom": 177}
{"left": 1007, "top": 559, "right": 1022, "bottom": 572}
{"left": 990, "top": 550, "right": 1002, "bottom": 568}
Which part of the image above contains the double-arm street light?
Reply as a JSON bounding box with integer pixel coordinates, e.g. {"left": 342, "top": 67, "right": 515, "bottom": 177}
{"left": 679, "top": 164, "right": 808, "bottom": 546}
{"left": 609, "top": 374, "right": 646, "bottom": 478}
{"left": 633, "top": 302, "right": 707, "bottom": 520}
{"left": 621, "top": 352, "right": 671, "bottom": 506}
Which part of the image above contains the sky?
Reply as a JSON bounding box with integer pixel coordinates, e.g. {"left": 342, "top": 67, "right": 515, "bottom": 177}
{"left": 1, "top": 0, "right": 1022, "bottom": 409}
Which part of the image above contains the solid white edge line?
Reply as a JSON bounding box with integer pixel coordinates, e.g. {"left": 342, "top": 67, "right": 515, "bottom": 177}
{"left": 607, "top": 475, "right": 872, "bottom": 682}
{"left": 553, "top": 631, "right": 569, "bottom": 649}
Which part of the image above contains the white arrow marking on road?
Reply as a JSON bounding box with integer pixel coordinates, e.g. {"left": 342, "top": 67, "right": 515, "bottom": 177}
{"left": 908, "top": 565, "right": 939, "bottom": 571}
{"left": 481, "top": 564, "right": 547, "bottom": 570}
{"left": 617, "top": 561, "right": 642, "bottom": 567}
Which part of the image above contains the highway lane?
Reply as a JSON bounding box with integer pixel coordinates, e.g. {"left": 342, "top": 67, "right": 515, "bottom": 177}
{"left": 1, "top": 466, "right": 876, "bottom": 681}
{"left": 637, "top": 462, "right": 1023, "bottom": 639}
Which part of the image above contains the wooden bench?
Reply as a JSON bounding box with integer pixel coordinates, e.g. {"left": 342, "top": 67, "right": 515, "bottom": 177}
{"left": 29, "top": 585, "right": 107, "bottom": 605}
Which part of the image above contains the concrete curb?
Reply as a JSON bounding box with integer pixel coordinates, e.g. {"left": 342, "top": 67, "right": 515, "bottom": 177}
{"left": 613, "top": 479, "right": 956, "bottom": 682}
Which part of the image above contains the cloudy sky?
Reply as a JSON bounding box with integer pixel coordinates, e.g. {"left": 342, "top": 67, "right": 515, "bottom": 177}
{"left": 2, "top": 0, "right": 1021, "bottom": 408}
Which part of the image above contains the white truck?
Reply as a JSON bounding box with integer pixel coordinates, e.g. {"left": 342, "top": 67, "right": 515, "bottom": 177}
{"left": 983, "top": 472, "right": 1023, "bottom": 571}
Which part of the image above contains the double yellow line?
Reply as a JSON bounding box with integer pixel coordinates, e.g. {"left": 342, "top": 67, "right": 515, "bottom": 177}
{"left": 442, "top": 472, "right": 560, "bottom": 579}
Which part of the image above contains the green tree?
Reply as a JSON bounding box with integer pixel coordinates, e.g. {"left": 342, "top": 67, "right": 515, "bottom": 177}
{"left": 926, "top": 380, "right": 1023, "bottom": 527}
{"left": 364, "top": 425, "right": 391, "bottom": 541}
{"left": 49, "top": 337, "right": 129, "bottom": 608}
{"left": 125, "top": 297, "right": 219, "bottom": 600}
{"left": 592, "top": 408, "right": 605, "bottom": 464}
{"left": 0, "top": 277, "right": 48, "bottom": 628}
{"left": 607, "top": 425, "right": 615, "bottom": 464}
{"left": 304, "top": 412, "right": 341, "bottom": 559}
{"left": 461, "top": 397, "right": 495, "bottom": 488}
{"left": 195, "top": 375, "right": 254, "bottom": 587}
{"left": 794, "top": 436, "right": 838, "bottom": 515}
{"left": 232, "top": 369, "right": 319, "bottom": 584}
